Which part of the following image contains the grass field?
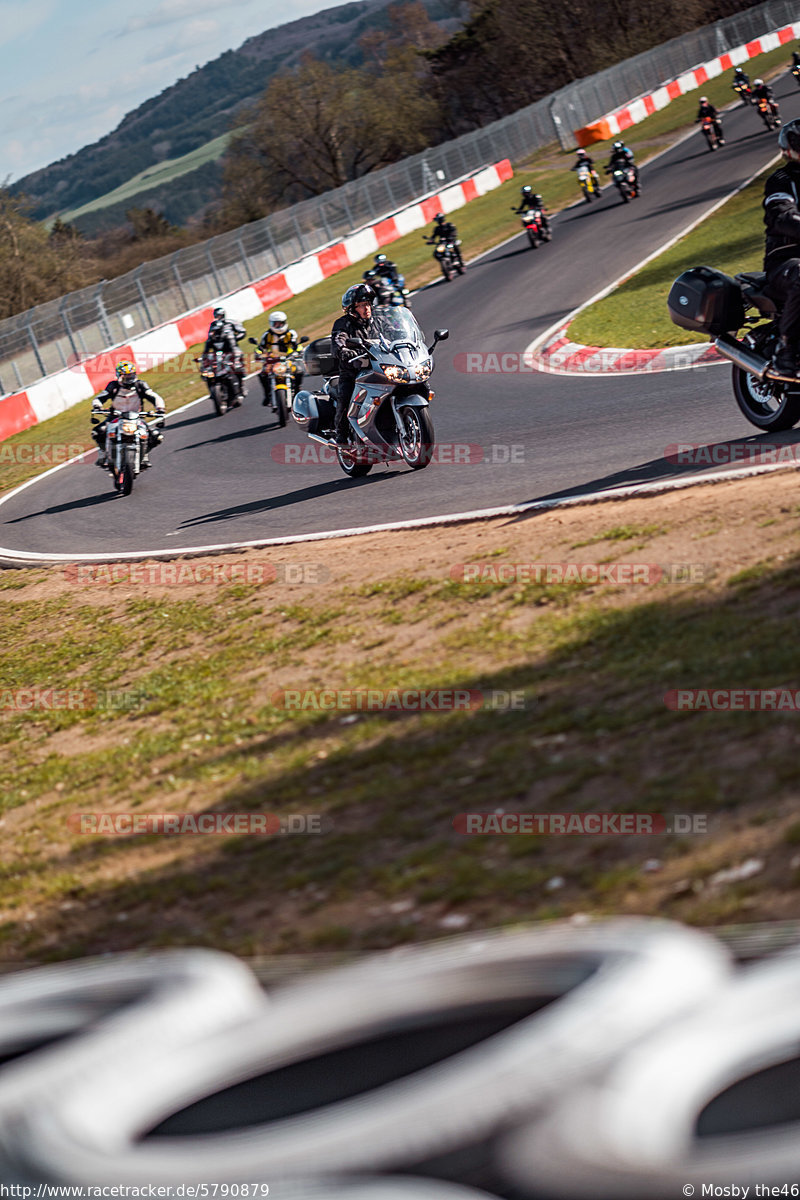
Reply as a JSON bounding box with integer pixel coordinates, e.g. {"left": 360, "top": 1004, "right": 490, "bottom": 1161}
{"left": 54, "top": 133, "right": 234, "bottom": 224}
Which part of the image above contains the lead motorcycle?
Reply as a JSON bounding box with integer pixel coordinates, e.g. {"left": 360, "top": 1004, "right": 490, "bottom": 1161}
{"left": 292, "top": 306, "right": 449, "bottom": 478}
{"left": 667, "top": 265, "right": 800, "bottom": 431}
{"left": 248, "top": 335, "right": 308, "bottom": 427}
{"left": 93, "top": 409, "right": 165, "bottom": 496}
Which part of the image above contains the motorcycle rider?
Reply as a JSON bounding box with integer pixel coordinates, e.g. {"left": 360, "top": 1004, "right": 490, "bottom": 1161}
{"left": 696, "top": 96, "right": 724, "bottom": 144}
{"left": 732, "top": 65, "right": 752, "bottom": 100}
{"left": 256, "top": 310, "right": 304, "bottom": 407}
{"left": 330, "top": 283, "right": 377, "bottom": 445}
{"left": 424, "top": 212, "right": 464, "bottom": 269}
{"left": 571, "top": 148, "right": 601, "bottom": 190}
{"left": 91, "top": 360, "right": 165, "bottom": 469}
{"left": 792, "top": 49, "right": 800, "bottom": 68}
{"left": 362, "top": 267, "right": 396, "bottom": 304}
{"left": 372, "top": 252, "right": 402, "bottom": 287}
{"left": 762, "top": 119, "right": 800, "bottom": 377}
{"left": 512, "top": 185, "right": 551, "bottom": 235}
{"left": 605, "top": 141, "right": 640, "bottom": 192}
{"left": 752, "top": 79, "right": 780, "bottom": 120}
{"left": 204, "top": 306, "right": 246, "bottom": 400}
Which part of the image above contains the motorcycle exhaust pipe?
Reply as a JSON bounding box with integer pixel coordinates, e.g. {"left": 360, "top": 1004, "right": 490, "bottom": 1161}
{"left": 714, "top": 334, "right": 769, "bottom": 380}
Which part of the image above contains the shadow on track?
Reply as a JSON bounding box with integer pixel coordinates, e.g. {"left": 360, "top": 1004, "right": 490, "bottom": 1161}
{"left": 3, "top": 488, "right": 121, "bottom": 523}
{"left": 176, "top": 471, "right": 398, "bottom": 529}
{"left": 509, "top": 429, "right": 800, "bottom": 516}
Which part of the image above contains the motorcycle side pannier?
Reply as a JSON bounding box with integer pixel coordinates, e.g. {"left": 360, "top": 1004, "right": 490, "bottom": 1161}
{"left": 667, "top": 266, "right": 745, "bottom": 335}
{"left": 303, "top": 337, "right": 337, "bottom": 377}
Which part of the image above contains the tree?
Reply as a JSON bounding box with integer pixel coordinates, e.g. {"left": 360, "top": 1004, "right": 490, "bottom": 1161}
{"left": 0, "top": 189, "right": 84, "bottom": 320}
{"left": 220, "top": 43, "right": 440, "bottom": 224}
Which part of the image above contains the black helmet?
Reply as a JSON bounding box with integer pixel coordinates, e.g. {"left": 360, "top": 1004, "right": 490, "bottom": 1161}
{"left": 434, "top": 212, "right": 445, "bottom": 222}
{"left": 213, "top": 306, "right": 225, "bottom": 320}
{"left": 533, "top": 193, "right": 543, "bottom": 205}
{"left": 341, "top": 283, "right": 376, "bottom": 313}
{"left": 522, "top": 185, "right": 532, "bottom": 194}
{"left": 374, "top": 253, "right": 387, "bottom": 265}
{"left": 613, "top": 141, "right": 624, "bottom": 150}
{"left": 735, "top": 66, "right": 745, "bottom": 74}
{"left": 779, "top": 118, "right": 800, "bottom": 162}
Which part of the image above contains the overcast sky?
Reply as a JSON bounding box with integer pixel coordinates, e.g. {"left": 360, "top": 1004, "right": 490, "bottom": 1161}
{"left": 0, "top": 0, "right": 342, "bottom": 182}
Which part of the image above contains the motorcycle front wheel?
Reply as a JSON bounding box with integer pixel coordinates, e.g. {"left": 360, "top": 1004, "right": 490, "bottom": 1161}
{"left": 121, "top": 445, "right": 137, "bottom": 496}
{"left": 732, "top": 364, "right": 800, "bottom": 431}
{"left": 209, "top": 383, "right": 226, "bottom": 416}
{"left": 398, "top": 405, "right": 435, "bottom": 470}
{"left": 275, "top": 386, "right": 288, "bottom": 428}
{"left": 527, "top": 229, "right": 539, "bottom": 248}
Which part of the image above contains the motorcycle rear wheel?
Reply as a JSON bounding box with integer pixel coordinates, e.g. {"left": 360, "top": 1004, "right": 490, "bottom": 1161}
{"left": 337, "top": 445, "right": 372, "bottom": 478}
{"left": 732, "top": 363, "right": 800, "bottom": 431}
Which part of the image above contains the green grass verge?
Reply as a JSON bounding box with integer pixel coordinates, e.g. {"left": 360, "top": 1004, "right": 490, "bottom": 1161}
{"left": 3, "top": 530, "right": 800, "bottom": 958}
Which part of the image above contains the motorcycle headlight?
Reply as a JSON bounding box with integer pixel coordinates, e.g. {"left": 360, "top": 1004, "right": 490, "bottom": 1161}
{"left": 272, "top": 362, "right": 288, "bottom": 377}
{"left": 381, "top": 364, "right": 410, "bottom": 382}
{"left": 414, "top": 359, "right": 433, "bottom": 381}
{"left": 121, "top": 420, "right": 139, "bottom": 435}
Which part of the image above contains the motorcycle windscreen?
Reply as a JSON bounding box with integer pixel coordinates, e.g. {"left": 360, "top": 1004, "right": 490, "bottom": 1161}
{"left": 366, "top": 307, "right": 427, "bottom": 358}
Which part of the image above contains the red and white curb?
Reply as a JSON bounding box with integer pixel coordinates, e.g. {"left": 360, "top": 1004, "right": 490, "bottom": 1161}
{"left": 575, "top": 21, "right": 800, "bottom": 145}
{"left": 0, "top": 161, "right": 513, "bottom": 445}
{"left": 532, "top": 324, "right": 723, "bottom": 375}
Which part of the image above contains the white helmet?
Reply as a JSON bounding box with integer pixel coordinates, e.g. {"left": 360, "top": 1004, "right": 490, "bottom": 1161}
{"left": 269, "top": 310, "right": 288, "bottom": 334}
{"left": 700, "top": 96, "right": 708, "bottom": 102}
{"left": 755, "top": 79, "right": 764, "bottom": 86}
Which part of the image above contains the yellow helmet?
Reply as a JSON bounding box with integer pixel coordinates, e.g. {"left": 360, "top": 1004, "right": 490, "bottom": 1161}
{"left": 115, "top": 360, "right": 137, "bottom": 385}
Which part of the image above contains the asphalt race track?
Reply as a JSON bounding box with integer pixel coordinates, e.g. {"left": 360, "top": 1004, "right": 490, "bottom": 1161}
{"left": 4, "top": 75, "right": 800, "bottom": 562}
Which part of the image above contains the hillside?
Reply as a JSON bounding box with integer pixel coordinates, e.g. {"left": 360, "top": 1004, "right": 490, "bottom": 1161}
{"left": 12, "top": 0, "right": 465, "bottom": 226}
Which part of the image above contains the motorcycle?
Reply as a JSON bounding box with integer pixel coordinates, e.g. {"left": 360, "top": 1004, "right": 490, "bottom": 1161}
{"left": 732, "top": 80, "right": 754, "bottom": 107}
{"left": 194, "top": 346, "right": 243, "bottom": 416}
{"left": 577, "top": 164, "right": 600, "bottom": 202}
{"left": 701, "top": 115, "right": 723, "bottom": 151}
{"left": 511, "top": 206, "right": 552, "bottom": 249}
{"left": 609, "top": 165, "right": 639, "bottom": 202}
{"left": 363, "top": 270, "right": 412, "bottom": 308}
{"left": 93, "top": 409, "right": 165, "bottom": 496}
{"left": 248, "top": 336, "right": 308, "bottom": 427}
{"left": 667, "top": 264, "right": 800, "bottom": 432}
{"left": 792, "top": 64, "right": 800, "bottom": 88}
{"left": 424, "top": 236, "right": 464, "bottom": 282}
{"left": 292, "top": 305, "right": 449, "bottom": 478}
{"left": 756, "top": 95, "right": 780, "bottom": 130}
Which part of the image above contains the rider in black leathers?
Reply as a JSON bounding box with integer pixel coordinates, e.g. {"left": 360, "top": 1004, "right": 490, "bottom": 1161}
{"left": 330, "top": 283, "right": 378, "bottom": 445}
{"left": 696, "top": 96, "right": 724, "bottom": 144}
{"left": 424, "top": 212, "right": 464, "bottom": 269}
{"left": 512, "top": 185, "right": 551, "bottom": 234}
{"left": 204, "top": 307, "right": 246, "bottom": 400}
{"left": 605, "top": 141, "right": 640, "bottom": 193}
{"left": 763, "top": 119, "right": 800, "bottom": 376}
{"left": 752, "top": 79, "right": 780, "bottom": 121}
